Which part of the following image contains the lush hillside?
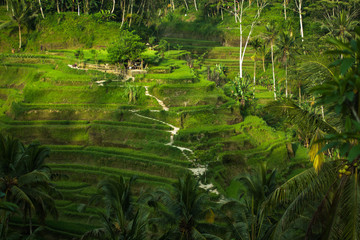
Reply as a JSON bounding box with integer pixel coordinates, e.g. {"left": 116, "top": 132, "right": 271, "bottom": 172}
{"left": 0, "top": 0, "right": 359, "bottom": 239}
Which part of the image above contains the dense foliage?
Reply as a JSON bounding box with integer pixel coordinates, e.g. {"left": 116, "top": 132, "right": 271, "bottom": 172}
{"left": 0, "top": 0, "right": 360, "bottom": 239}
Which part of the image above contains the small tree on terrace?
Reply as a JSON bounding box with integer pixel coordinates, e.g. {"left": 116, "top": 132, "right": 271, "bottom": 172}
{"left": 107, "top": 30, "right": 146, "bottom": 67}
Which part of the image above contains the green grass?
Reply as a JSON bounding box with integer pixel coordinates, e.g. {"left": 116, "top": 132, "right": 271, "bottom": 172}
{"left": 50, "top": 164, "right": 177, "bottom": 185}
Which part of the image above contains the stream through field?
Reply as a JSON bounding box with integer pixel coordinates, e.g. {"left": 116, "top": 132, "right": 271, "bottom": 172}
{"left": 131, "top": 86, "right": 219, "bottom": 194}
{"left": 67, "top": 65, "right": 220, "bottom": 194}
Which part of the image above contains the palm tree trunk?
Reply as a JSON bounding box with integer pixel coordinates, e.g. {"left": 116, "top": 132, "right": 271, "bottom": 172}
{"left": 39, "top": 0, "right": 45, "bottom": 18}
{"left": 120, "top": 1, "right": 125, "bottom": 29}
{"left": 262, "top": 57, "right": 265, "bottom": 72}
{"left": 233, "top": 0, "right": 237, "bottom": 23}
{"left": 285, "top": 59, "right": 288, "bottom": 98}
{"left": 299, "top": 85, "right": 301, "bottom": 104}
{"left": 56, "top": 0, "right": 60, "bottom": 13}
{"left": 129, "top": 0, "right": 134, "bottom": 27}
{"left": 6, "top": 0, "right": 9, "bottom": 11}
{"left": 283, "top": 0, "right": 287, "bottom": 20}
{"left": 111, "top": 0, "right": 115, "bottom": 14}
{"left": 271, "top": 43, "right": 276, "bottom": 100}
{"left": 77, "top": 0, "right": 80, "bottom": 16}
{"left": 253, "top": 59, "right": 256, "bottom": 96}
{"left": 295, "top": 0, "right": 304, "bottom": 42}
{"left": 18, "top": 24, "right": 22, "bottom": 49}
{"left": 85, "top": 0, "right": 89, "bottom": 14}
{"left": 183, "top": 0, "right": 189, "bottom": 10}
{"left": 193, "top": 0, "right": 198, "bottom": 11}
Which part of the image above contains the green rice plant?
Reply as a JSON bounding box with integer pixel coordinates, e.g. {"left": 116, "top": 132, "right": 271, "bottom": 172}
{"left": 49, "top": 164, "right": 177, "bottom": 184}
{"left": 49, "top": 150, "right": 189, "bottom": 178}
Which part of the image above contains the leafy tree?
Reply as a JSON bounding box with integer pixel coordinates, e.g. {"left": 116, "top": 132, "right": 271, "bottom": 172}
{"left": 0, "top": 0, "right": 37, "bottom": 49}
{"left": 156, "top": 39, "right": 169, "bottom": 58}
{"left": 230, "top": 73, "right": 254, "bottom": 107}
{"left": 107, "top": 30, "right": 146, "bottom": 66}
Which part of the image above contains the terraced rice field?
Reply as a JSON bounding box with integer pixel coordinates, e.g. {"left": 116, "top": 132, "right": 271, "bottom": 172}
{"left": 0, "top": 36, "right": 296, "bottom": 238}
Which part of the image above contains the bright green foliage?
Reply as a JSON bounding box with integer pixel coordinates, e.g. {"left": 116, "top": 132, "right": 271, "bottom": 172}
{"left": 107, "top": 30, "right": 146, "bottom": 65}
{"left": 313, "top": 28, "right": 360, "bottom": 162}
{"left": 0, "top": 0, "right": 37, "bottom": 49}
{"left": 322, "top": 9, "right": 359, "bottom": 42}
{"left": 156, "top": 39, "right": 169, "bottom": 58}
{"left": 230, "top": 73, "right": 254, "bottom": 106}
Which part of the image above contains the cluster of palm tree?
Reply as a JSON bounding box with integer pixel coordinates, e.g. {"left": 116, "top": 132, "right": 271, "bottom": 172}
{"left": 0, "top": 134, "right": 57, "bottom": 239}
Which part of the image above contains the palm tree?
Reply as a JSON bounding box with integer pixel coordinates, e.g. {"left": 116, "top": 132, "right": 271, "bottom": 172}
{"left": 275, "top": 31, "right": 297, "bottom": 98}
{"left": 258, "top": 44, "right": 267, "bottom": 73}
{"left": 0, "top": 200, "right": 19, "bottom": 239}
{"left": 220, "top": 163, "right": 277, "bottom": 240}
{"left": 0, "top": 134, "right": 58, "bottom": 234}
{"left": 38, "top": 0, "right": 45, "bottom": 18}
{"left": 264, "top": 23, "right": 279, "bottom": 100}
{"left": 264, "top": 32, "right": 360, "bottom": 239}
{"left": 0, "top": 0, "right": 37, "bottom": 49}
{"left": 154, "top": 174, "right": 220, "bottom": 240}
{"left": 250, "top": 37, "right": 263, "bottom": 93}
{"left": 82, "top": 176, "right": 149, "bottom": 240}
{"left": 322, "top": 9, "right": 359, "bottom": 42}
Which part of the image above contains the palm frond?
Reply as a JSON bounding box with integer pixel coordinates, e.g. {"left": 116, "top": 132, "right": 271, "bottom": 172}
{"left": 10, "top": 185, "right": 34, "bottom": 209}
{"left": 266, "top": 99, "right": 338, "bottom": 135}
{"left": 0, "top": 21, "right": 13, "bottom": 30}
{"left": 338, "top": 173, "right": 360, "bottom": 240}
{"left": 266, "top": 162, "right": 336, "bottom": 238}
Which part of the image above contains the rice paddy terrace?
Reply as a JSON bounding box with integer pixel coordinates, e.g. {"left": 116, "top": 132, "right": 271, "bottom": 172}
{"left": 0, "top": 35, "right": 306, "bottom": 238}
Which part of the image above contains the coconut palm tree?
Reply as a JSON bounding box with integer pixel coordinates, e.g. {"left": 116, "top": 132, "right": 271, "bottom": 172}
{"left": 250, "top": 37, "right": 263, "bottom": 93}
{"left": 264, "top": 31, "right": 360, "bottom": 239}
{"left": 0, "top": 134, "right": 58, "bottom": 235}
{"left": 219, "top": 163, "right": 278, "bottom": 240}
{"left": 264, "top": 23, "right": 279, "bottom": 100}
{"left": 322, "top": 9, "right": 359, "bottom": 42}
{"left": 276, "top": 31, "right": 297, "bottom": 98}
{"left": 0, "top": 0, "right": 37, "bottom": 49}
{"left": 154, "top": 174, "right": 221, "bottom": 240}
{"left": 258, "top": 44, "right": 267, "bottom": 73}
{"left": 82, "top": 176, "right": 149, "bottom": 240}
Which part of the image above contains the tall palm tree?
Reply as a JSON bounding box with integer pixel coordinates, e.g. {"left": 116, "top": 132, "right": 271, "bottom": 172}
{"left": 0, "top": 0, "right": 37, "bottom": 49}
{"left": 0, "top": 134, "right": 58, "bottom": 234}
{"left": 82, "top": 176, "right": 149, "bottom": 240}
{"left": 264, "top": 32, "right": 360, "bottom": 239}
{"left": 276, "top": 31, "right": 297, "bottom": 98}
{"left": 220, "top": 163, "right": 277, "bottom": 240}
{"left": 250, "top": 37, "right": 263, "bottom": 93}
{"left": 258, "top": 44, "right": 267, "bottom": 73}
{"left": 264, "top": 23, "right": 279, "bottom": 100}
